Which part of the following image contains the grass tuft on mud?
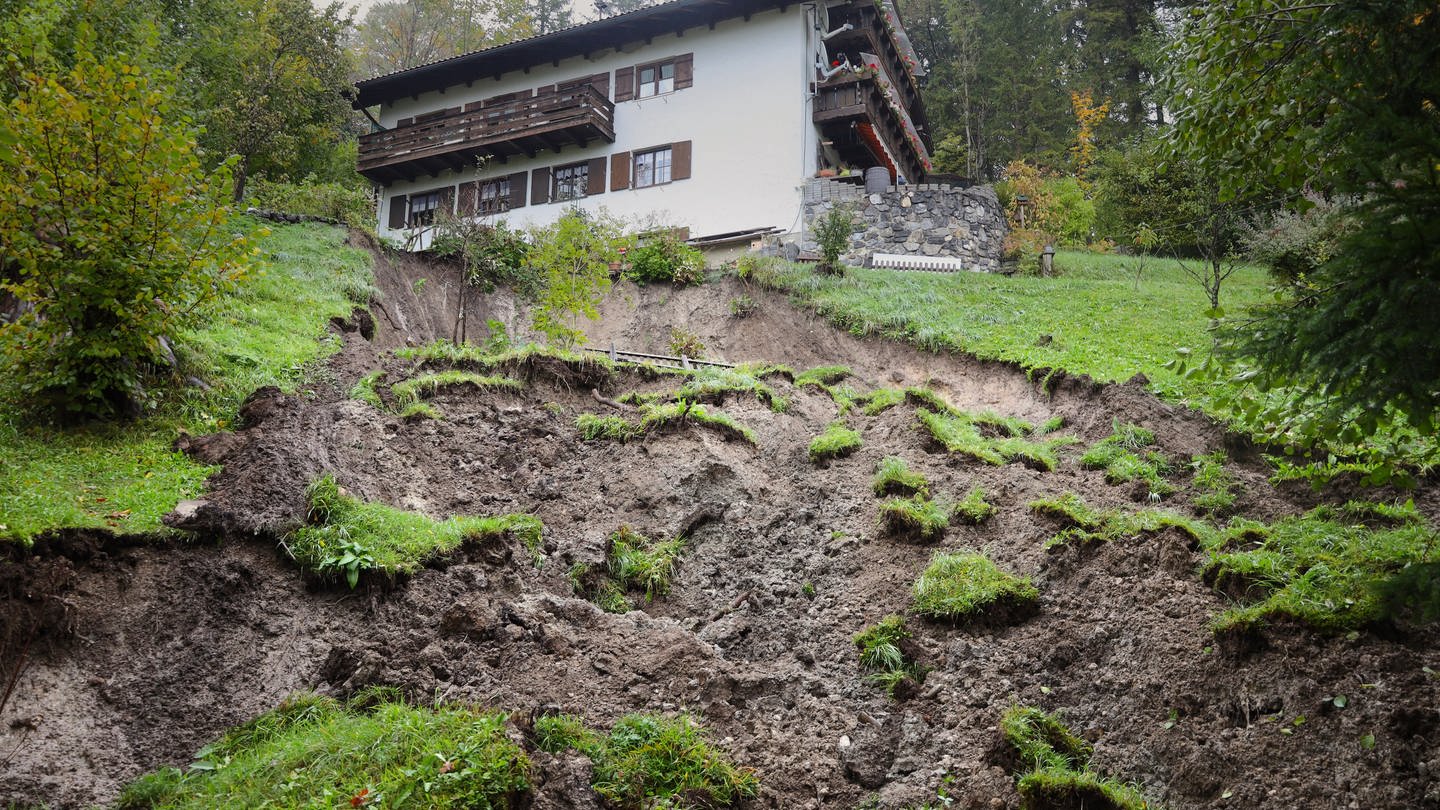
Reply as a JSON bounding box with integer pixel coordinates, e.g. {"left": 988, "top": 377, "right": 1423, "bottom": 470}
{"left": 391, "top": 370, "right": 522, "bottom": 409}
{"left": 879, "top": 494, "right": 952, "bottom": 542}
{"left": 1080, "top": 420, "right": 1175, "bottom": 498}
{"left": 809, "top": 421, "right": 863, "bottom": 462}
{"left": 953, "top": 486, "right": 997, "bottom": 524}
{"left": 287, "top": 474, "right": 542, "bottom": 586}
{"left": 854, "top": 615, "right": 927, "bottom": 697}
{"left": 117, "top": 692, "right": 529, "bottom": 809}
{"left": 912, "top": 551, "right": 1037, "bottom": 622}
{"left": 1029, "top": 492, "right": 1208, "bottom": 550}
{"left": 575, "top": 401, "right": 757, "bottom": 446}
{"left": 571, "top": 526, "right": 687, "bottom": 613}
{"left": 534, "top": 712, "right": 759, "bottom": 809}
{"left": 1001, "top": 705, "right": 1150, "bottom": 810}
{"left": 916, "top": 407, "right": 1073, "bottom": 471}
{"left": 873, "top": 456, "right": 929, "bottom": 498}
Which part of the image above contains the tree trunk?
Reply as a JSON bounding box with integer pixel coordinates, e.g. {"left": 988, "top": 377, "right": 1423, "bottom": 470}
{"left": 232, "top": 154, "right": 249, "bottom": 204}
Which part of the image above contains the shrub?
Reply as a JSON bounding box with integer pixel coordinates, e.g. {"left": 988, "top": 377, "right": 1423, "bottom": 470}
{"left": 812, "top": 205, "right": 856, "bottom": 275}
{"left": 809, "top": 421, "right": 862, "bottom": 462}
{"left": 624, "top": 233, "right": 705, "bottom": 285}
{"left": 246, "top": 175, "right": 372, "bottom": 231}
{"left": 728, "top": 295, "right": 757, "bottom": 317}
{"left": 528, "top": 208, "right": 631, "bottom": 348}
{"left": 432, "top": 215, "right": 536, "bottom": 295}
{"left": 1239, "top": 192, "right": 1355, "bottom": 284}
{"left": 873, "top": 456, "right": 929, "bottom": 498}
{"left": 912, "top": 551, "right": 1037, "bottom": 621}
{"left": 667, "top": 327, "right": 706, "bottom": 358}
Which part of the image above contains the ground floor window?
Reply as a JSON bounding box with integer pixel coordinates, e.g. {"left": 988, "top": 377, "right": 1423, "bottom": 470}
{"left": 480, "top": 177, "right": 510, "bottom": 214}
{"left": 553, "top": 162, "right": 588, "bottom": 202}
{"left": 408, "top": 191, "right": 441, "bottom": 227}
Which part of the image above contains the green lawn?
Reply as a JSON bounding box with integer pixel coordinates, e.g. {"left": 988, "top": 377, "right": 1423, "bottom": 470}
{"left": 0, "top": 219, "right": 373, "bottom": 544}
{"left": 754, "top": 250, "right": 1270, "bottom": 402}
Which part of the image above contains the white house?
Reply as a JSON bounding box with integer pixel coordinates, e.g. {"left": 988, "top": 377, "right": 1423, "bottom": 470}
{"left": 352, "top": 0, "right": 933, "bottom": 248}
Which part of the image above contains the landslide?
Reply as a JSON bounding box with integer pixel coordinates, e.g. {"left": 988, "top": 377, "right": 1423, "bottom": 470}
{"left": 3, "top": 246, "right": 1439, "bottom": 809}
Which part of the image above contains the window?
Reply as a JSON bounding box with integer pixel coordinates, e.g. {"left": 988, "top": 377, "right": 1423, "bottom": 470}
{"left": 553, "top": 162, "right": 588, "bottom": 202}
{"left": 408, "top": 191, "right": 442, "bottom": 227}
{"left": 636, "top": 61, "right": 675, "bottom": 98}
{"left": 480, "top": 177, "right": 510, "bottom": 214}
{"left": 633, "top": 147, "right": 673, "bottom": 188}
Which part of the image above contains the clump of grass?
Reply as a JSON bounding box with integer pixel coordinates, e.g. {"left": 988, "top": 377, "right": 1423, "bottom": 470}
{"left": 1080, "top": 420, "right": 1175, "bottom": 498}
{"left": 536, "top": 713, "right": 758, "bottom": 808}
{"left": 1190, "top": 451, "right": 1237, "bottom": 515}
{"left": 676, "top": 366, "right": 786, "bottom": 411}
{"left": 809, "top": 421, "right": 863, "bottom": 462}
{"left": 399, "top": 401, "right": 443, "bottom": 421}
{"left": 857, "top": 387, "right": 905, "bottom": 415}
{"left": 953, "top": 486, "right": 996, "bottom": 524}
{"left": 348, "top": 370, "right": 384, "bottom": 409}
{"left": 854, "top": 615, "right": 927, "bottom": 697}
{"left": 912, "top": 551, "right": 1038, "bottom": 622}
{"left": 1205, "top": 500, "right": 1439, "bottom": 634}
{"left": 795, "top": 365, "right": 852, "bottom": 387}
{"left": 640, "top": 400, "right": 758, "bottom": 445}
{"left": 1000, "top": 706, "right": 1150, "bottom": 810}
{"left": 286, "top": 474, "right": 541, "bottom": 586}
{"left": 917, "top": 409, "right": 1073, "bottom": 471}
{"left": 391, "top": 370, "right": 522, "bottom": 409}
{"left": 879, "top": 495, "right": 952, "bottom": 542}
{"left": 116, "top": 693, "right": 529, "bottom": 809}
{"left": 577, "top": 413, "right": 641, "bottom": 442}
{"left": 873, "top": 456, "right": 929, "bottom": 498}
{"left": 572, "top": 526, "right": 687, "bottom": 613}
{"left": 1030, "top": 492, "right": 1210, "bottom": 550}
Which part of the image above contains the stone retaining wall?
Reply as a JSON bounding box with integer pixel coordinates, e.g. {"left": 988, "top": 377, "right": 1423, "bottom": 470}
{"left": 799, "top": 179, "right": 1007, "bottom": 271}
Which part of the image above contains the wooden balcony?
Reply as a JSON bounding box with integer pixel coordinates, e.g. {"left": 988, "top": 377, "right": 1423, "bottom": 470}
{"left": 358, "top": 85, "right": 615, "bottom": 183}
{"left": 813, "top": 75, "right": 926, "bottom": 183}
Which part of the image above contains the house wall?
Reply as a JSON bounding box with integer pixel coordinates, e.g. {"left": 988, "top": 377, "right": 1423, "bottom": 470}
{"left": 375, "top": 7, "right": 818, "bottom": 248}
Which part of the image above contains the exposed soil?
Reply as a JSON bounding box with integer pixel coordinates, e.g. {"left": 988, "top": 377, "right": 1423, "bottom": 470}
{"left": 4, "top": 245, "right": 1440, "bottom": 809}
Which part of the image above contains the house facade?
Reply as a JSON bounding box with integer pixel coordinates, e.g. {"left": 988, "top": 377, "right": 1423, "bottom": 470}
{"left": 352, "top": 0, "right": 932, "bottom": 249}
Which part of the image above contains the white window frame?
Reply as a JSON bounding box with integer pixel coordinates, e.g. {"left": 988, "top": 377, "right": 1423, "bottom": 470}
{"left": 636, "top": 61, "right": 676, "bottom": 98}
{"left": 408, "top": 191, "right": 442, "bottom": 227}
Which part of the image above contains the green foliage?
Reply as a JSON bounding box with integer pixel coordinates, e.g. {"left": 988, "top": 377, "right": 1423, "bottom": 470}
{"left": 873, "top": 456, "right": 929, "bottom": 498}
{"left": 245, "top": 176, "right": 373, "bottom": 231}
{"left": 573, "top": 526, "right": 688, "bottom": 613}
{"left": 916, "top": 409, "right": 1071, "bottom": 471}
{"left": 1027, "top": 492, "right": 1101, "bottom": 530}
{"left": 1204, "top": 501, "right": 1440, "bottom": 635}
{"left": 528, "top": 208, "right": 631, "bottom": 348}
{"left": 1239, "top": 192, "right": 1355, "bottom": 284}
{"left": 625, "top": 233, "right": 705, "bottom": 285}
{"left": 858, "top": 387, "right": 905, "bottom": 415}
{"left": 1189, "top": 451, "right": 1236, "bottom": 515}
{"left": 1000, "top": 706, "right": 1150, "bottom": 810}
{"left": 432, "top": 216, "right": 537, "bottom": 294}
{"left": 667, "top": 327, "right": 706, "bottom": 359}
{"left": 1030, "top": 492, "right": 1209, "bottom": 550}
{"left": 953, "top": 486, "right": 996, "bottom": 524}
{"left": 1090, "top": 141, "right": 1218, "bottom": 256}
{"left": 349, "top": 370, "right": 385, "bottom": 409}
{"left": 727, "top": 295, "right": 757, "bottom": 318}
{"left": 1080, "top": 421, "right": 1175, "bottom": 498}
{"left": 911, "top": 551, "right": 1037, "bottom": 621}
{"left": 853, "top": 615, "right": 926, "bottom": 697}
{"left": 674, "top": 367, "right": 786, "bottom": 412}
{"left": 538, "top": 713, "right": 758, "bottom": 809}
{"left": 286, "top": 474, "right": 542, "bottom": 584}
{"left": 812, "top": 204, "right": 856, "bottom": 275}
{"left": 639, "top": 400, "right": 757, "bottom": 445}
{"left": 390, "top": 370, "right": 522, "bottom": 410}
{"left": 809, "top": 421, "right": 863, "bottom": 463}
{"left": 878, "top": 495, "right": 952, "bottom": 542}
{"left": 795, "top": 365, "right": 852, "bottom": 387}
{"left": 1, "top": 221, "right": 371, "bottom": 544}
{"left": 577, "top": 413, "right": 641, "bottom": 442}
{"left": 116, "top": 694, "right": 530, "bottom": 809}
{"left": 0, "top": 26, "right": 251, "bottom": 417}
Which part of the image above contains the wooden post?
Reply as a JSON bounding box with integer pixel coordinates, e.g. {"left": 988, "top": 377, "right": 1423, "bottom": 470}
{"left": 1041, "top": 244, "right": 1055, "bottom": 276}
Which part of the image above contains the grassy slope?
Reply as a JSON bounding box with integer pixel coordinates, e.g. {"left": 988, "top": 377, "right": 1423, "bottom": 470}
{"left": 760, "top": 250, "right": 1270, "bottom": 402}
{"left": 0, "top": 220, "right": 373, "bottom": 543}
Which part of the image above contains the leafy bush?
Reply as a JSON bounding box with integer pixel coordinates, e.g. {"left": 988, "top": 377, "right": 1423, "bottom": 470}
{"left": 873, "top": 456, "right": 929, "bottom": 498}
{"left": 809, "top": 421, "right": 862, "bottom": 462}
{"left": 667, "top": 327, "right": 706, "bottom": 358}
{"left": 911, "top": 551, "right": 1037, "bottom": 621}
{"left": 812, "top": 205, "right": 856, "bottom": 275}
{"left": 528, "top": 208, "right": 632, "bottom": 348}
{"left": 246, "top": 175, "right": 373, "bottom": 231}
{"left": 432, "top": 215, "right": 537, "bottom": 294}
{"left": 624, "top": 233, "right": 705, "bottom": 285}
{"left": 728, "top": 295, "right": 757, "bottom": 317}
{"left": 1239, "top": 192, "right": 1355, "bottom": 284}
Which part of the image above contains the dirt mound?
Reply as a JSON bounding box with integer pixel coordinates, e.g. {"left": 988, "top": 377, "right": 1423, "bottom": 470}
{"left": 4, "top": 256, "right": 1440, "bottom": 809}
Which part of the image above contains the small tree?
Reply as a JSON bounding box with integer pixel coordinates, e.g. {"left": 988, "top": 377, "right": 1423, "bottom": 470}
{"left": 528, "top": 208, "right": 631, "bottom": 348}
{"left": 813, "top": 205, "right": 855, "bottom": 276}
{"left": 0, "top": 27, "right": 250, "bottom": 418}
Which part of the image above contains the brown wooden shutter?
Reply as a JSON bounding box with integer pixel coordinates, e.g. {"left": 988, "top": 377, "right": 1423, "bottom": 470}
{"left": 506, "top": 171, "right": 528, "bottom": 209}
{"left": 586, "top": 157, "right": 607, "bottom": 196}
{"left": 457, "top": 181, "right": 478, "bottom": 216}
{"left": 671, "top": 140, "right": 692, "bottom": 180}
{"left": 615, "top": 66, "right": 635, "bottom": 101}
{"left": 675, "top": 53, "right": 694, "bottom": 89}
{"left": 388, "top": 194, "right": 408, "bottom": 229}
{"left": 438, "top": 185, "right": 456, "bottom": 216}
{"left": 531, "top": 167, "right": 551, "bottom": 205}
{"left": 610, "top": 152, "right": 631, "bottom": 191}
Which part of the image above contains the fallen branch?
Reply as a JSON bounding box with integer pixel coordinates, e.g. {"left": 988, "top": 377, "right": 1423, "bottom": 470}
{"left": 706, "top": 590, "right": 754, "bottom": 623}
{"left": 591, "top": 388, "right": 631, "bottom": 411}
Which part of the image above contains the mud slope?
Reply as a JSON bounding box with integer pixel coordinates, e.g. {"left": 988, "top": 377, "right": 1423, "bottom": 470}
{"left": 3, "top": 261, "right": 1439, "bottom": 809}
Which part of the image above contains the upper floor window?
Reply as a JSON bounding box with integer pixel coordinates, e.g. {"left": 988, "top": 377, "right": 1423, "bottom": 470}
{"left": 409, "top": 191, "right": 442, "bottom": 227}
{"left": 480, "top": 177, "right": 510, "bottom": 214}
{"left": 637, "top": 61, "right": 675, "bottom": 98}
{"left": 633, "top": 147, "right": 672, "bottom": 188}
{"left": 553, "top": 162, "right": 588, "bottom": 202}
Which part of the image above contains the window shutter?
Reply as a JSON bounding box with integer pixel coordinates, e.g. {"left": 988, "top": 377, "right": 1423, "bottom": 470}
{"left": 675, "top": 53, "right": 694, "bottom": 89}
{"left": 457, "top": 181, "right": 478, "bottom": 216}
{"left": 439, "top": 185, "right": 456, "bottom": 216}
{"left": 671, "top": 140, "right": 692, "bottom": 180}
{"left": 610, "top": 152, "right": 631, "bottom": 191}
{"left": 586, "top": 157, "right": 607, "bottom": 196}
{"left": 388, "top": 194, "right": 408, "bottom": 229}
{"left": 532, "top": 168, "right": 551, "bottom": 205}
{"left": 507, "top": 171, "right": 528, "bottom": 209}
{"left": 615, "top": 66, "right": 635, "bottom": 101}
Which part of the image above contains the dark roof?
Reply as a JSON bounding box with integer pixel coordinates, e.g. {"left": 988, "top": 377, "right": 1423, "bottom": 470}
{"left": 353, "top": 0, "right": 793, "bottom": 109}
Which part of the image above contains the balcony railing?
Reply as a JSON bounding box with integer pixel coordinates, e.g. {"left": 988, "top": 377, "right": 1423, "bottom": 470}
{"left": 358, "top": 85, "right": 616, "bottom": 183}
{"left": 813, "top": 74, "right": 926, "bottom": 182}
